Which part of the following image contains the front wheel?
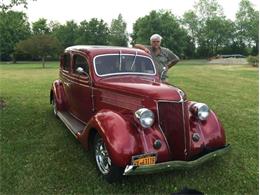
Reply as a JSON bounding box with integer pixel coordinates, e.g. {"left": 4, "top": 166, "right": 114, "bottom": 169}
{"left": 94, "top": 133, "right": 123, "bottom": 183}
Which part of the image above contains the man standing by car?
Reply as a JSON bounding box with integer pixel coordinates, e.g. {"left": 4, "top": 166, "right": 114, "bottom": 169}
{"left": 134, "top": 34, "right": 179, "bottom": 80}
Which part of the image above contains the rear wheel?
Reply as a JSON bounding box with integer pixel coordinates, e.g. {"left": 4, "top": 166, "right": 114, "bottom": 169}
{"left": 94, "top": 133, "right": 123, "bottom": 183}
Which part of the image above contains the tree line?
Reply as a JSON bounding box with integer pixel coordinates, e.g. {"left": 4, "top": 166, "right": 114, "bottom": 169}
{"left": 132, "top": 0, "right": 258, "bottom": 58}
{"left": 0, "top": 0, "right": 258, "bottom": 66}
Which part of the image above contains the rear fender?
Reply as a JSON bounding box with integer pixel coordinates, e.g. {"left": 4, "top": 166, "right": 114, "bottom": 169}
{"left": 78, "top": 109, "right": 142, "bottom": 167}
{"left": 50, "top": 80, "right": 67, "bottom": 111}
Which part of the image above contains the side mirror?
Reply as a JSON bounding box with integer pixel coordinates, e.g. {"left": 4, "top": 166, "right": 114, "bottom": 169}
{"left": 76, "top": 67, "right": 85, "bottom": 74}
{"left": 76, "top": 67, "right": 90, "bottom": 79}
{"left": 160, "top": 67, "right": 167, "bottom": 80}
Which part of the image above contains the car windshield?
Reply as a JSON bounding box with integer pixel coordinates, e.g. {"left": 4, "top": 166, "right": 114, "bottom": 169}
{"left": 94, "top": 54, "right": 156, "bottom": 77}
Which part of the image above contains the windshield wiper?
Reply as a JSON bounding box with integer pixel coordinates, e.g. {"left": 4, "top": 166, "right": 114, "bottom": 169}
{"left": 130, "top": 50, "right": 137, "bottom": 71}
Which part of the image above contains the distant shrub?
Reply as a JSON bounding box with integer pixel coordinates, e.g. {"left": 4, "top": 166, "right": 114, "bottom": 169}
{"left": 247, "top": 55, "right": 259, "bottom": 67}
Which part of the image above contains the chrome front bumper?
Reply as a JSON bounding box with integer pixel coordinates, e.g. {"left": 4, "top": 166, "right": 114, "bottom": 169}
{"left": 123, "top": 144, "right": 230, "bottom": 175}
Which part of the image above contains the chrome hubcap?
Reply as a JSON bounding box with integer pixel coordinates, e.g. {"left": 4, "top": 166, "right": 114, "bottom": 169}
{"left": 95, "top": 138, "right": 111, "bottom": 175}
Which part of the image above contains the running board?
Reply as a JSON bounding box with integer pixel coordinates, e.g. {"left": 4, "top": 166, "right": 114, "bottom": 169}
{"left": 57, "top": 111, "right": 85, "bottom": 137}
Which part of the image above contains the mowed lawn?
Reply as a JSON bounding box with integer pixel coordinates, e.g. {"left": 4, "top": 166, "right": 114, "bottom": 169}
{"left": 0, "top": 60, "right": 258, "bottom": 194}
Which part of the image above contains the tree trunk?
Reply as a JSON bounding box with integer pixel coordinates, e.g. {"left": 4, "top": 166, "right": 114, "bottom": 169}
{"left": 12, "top": 53, "right": 16, "bottom": 64}
{"left": 42, "top": 56, "right": 45, "bottom": 68}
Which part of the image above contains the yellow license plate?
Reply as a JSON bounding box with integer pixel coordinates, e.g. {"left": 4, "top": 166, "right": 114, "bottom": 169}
{"left": 132, "top": 153, "right": 157, "bottom": 166}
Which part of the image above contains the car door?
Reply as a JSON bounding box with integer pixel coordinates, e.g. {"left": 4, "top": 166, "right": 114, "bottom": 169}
{"left": 60, "top": 52, "right": 74, "bottom": 113}
{"left": 70, "top": 53, "right": 93, "bottom": 123}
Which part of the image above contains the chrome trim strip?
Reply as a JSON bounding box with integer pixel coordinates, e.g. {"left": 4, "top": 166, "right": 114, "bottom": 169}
{"left": 181, "top": 100, "right": 188, "bottom": 158}
{"left": 62, "top": 72, "right": 89, "bottom": 84}
{"left": 140, "top": 130, "right": 149, "bottom": 152}
{"left": 177, "top": 89, "right": 184, "bottom": 102}
{"left": 93, "top": 53, "right": 157, "bottom": 77}
{"left": 91, "top": 80, "right": 95, "bottom": 112}
{"left": 157, "top": 124, "right": 171, "bottom": 155}
{"left": 61, "top": 70, "right": 69, "bottom": 74}
{"left": 157, "top": 99, "right": 184, "bottom": 103}
{"left": 62, "top": 76, "right": 89, "bottom": 88}
{"left": 177, "top": 88, "right": 188, "bottom": 158}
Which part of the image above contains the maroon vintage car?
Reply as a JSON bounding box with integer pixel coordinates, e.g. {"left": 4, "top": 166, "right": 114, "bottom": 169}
{"left": 50, "top": 45, "right": 230, "bottom": 182}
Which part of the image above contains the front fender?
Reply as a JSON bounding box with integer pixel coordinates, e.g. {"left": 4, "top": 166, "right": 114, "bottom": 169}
{"left": 189, "top": 106, "right": 226, "bottom": 158}
{"left": 78, "top": 109, "right": 142, "bottom": 167}
{"left": 199, "top": 110, "right": 226, "bottom": 147}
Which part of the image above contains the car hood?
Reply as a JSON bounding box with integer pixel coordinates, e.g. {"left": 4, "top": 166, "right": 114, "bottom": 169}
{"left": 95, "top": 76, "right": 183, "bottom": 101}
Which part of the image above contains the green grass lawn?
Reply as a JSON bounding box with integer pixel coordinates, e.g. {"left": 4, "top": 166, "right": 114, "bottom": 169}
{"left": 0, "top": 61, "right": 258, "bottom": 194}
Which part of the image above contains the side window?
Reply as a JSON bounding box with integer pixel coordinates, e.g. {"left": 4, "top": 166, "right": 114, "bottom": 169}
{"left": 63, "top": 54, "right": 70, "bottom": 71}
{"left": 72, "top": 55, "right": 89, "bottom": 75}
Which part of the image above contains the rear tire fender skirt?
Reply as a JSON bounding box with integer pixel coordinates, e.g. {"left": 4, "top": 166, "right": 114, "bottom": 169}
{"left": 78, "top": 109, "right": 142, "bottom": 167}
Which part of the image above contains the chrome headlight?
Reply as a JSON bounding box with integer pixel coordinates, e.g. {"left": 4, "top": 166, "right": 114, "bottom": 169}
{"left": 135, "top": 108, "right": 154, "bottom": 128}
{"left": 191, "top": 103, "right": 210, "bottom": 121}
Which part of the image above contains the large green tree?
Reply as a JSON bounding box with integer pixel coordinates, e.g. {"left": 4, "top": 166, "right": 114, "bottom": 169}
{"left": 194, "top": 0, "right": 224, "bottom": 21}
{"left": 75, "top": 20, "right": 88, "bottom": 44}
{"left": 15, "top": 34, "right": 62, "bottom": 68}
{"left": 182, "top": 0, "right": 258, "bottom": 57}
{"left": 182, "top": 11, "right": 199, "bottom": 57}
{"left": 236, "top": 0, "right": 259, "bottom": 55}
{"left": 52, "top": 20, "right": 78, "bottom": 49}
{"left": 131, "top": 10, "right": 189, "bottom": 57}
{"left": 197, "top": 16, "right": 235, "bottom": 56}
{"left": 109, "top": 14, "right": 128, "bottom": 46}
{"left": 184, "top": 0, "right": 236, "bottom": 57}
{"left": 76, "top": 18, "right": 109, "bottom": 45}
{"left": 32, "top": 18, "right": 50, "bottom": 35}
{"left": 0, "top": 10, "right": 30, "bottom": 61}
{"left": 195, "top": 0, "right": 224, "bottom": 57}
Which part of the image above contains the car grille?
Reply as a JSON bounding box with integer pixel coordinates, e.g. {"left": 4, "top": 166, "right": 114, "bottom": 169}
{"left": 157, "top": 101, "right": 189, "bottom": 160}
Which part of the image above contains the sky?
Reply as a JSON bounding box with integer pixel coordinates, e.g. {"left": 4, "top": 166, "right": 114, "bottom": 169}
{"left": 13, "top": 0, "right": 260, "bottom": 32}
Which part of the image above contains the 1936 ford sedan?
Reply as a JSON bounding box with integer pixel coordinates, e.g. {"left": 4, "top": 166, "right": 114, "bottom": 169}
{"left": 50, "top": 45, "right": 230, "bottom": 183}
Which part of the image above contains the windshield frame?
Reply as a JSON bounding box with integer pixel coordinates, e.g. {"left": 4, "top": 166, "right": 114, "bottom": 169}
{"left": 93, "top": 53, "right": 157, "bottom": 77}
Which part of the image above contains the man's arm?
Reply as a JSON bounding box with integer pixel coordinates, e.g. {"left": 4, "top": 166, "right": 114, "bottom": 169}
{"left": 166, "top": 48, "right": 180, "bottom": 68}
{"left": 167, "top": 57, "right": 179, "bottom": 68}
{"left": 134, "top": 44, "right": 150, "bottom": 54}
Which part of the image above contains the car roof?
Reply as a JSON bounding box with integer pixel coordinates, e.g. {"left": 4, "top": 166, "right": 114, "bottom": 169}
{"left": 64, "top": 45, "right": 150, "bottom": 57}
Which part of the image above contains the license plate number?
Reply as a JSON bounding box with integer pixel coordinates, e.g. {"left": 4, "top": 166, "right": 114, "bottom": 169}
{"left": 132, "top": 153, "right": 157, "bottom": 166}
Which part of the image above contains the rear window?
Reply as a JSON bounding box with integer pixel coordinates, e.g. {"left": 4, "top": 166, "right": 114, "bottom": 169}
{"left": 63, "top": 54, "right": 70, "bottom": 71}
{"left": 94, "top": 54, "right": 156, "bottom": 77}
